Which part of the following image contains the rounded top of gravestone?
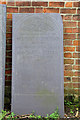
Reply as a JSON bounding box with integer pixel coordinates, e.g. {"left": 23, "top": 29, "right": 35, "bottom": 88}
{"left": 12, "top": 13, "right": 63, "bottom": 40}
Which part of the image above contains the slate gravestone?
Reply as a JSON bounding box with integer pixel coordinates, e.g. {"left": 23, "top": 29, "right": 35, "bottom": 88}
{"left": 12, "top": 13, "right": 64, "bottom": 117}
{"left": 0, "top": 4, "right": 6, "bottom": 111}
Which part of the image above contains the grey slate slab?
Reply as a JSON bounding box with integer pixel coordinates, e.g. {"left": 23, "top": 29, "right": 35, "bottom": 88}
{"left": 12, "top": 13, "right": 64, "bottom": 117}
{"left": 0, "top": 4, "right": 6, "bottom": 112}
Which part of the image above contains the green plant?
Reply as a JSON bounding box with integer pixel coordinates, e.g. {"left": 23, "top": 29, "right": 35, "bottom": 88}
{"left": 29, "top": 114, "right": 36, "bottom": 118}
{"left": 64, "top": 100, "right": 74, "bottom": 113}
{"left": 0, "top": 110, "right": 9, "bottom": 120}
{"left": 46, "top": 107, "right": 59, "bottom": 120}
{"left": 29, "top": 107, "right": 60, "bottom": 120}
{"left": 0, "top": 110, "right": 17, "bottom": 120}
{"left": 70, "top": 109, "right": 74, "bottom": 114}
{"left": 64, "top": 100, "right": 72, "bottom": 106}
{"left": 75, "top": 102, "right": 80, "bottom": 108}
{"left": 6, "top": 112, "right": 17, "bottom": 119}
{"left": 29, "top": 114, "right": 42, "bottom": 119}
{"left": 36, "top": 115, "right": 42, "bottom": 119}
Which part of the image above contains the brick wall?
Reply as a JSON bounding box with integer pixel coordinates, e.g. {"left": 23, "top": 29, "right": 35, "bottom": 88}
{"left": 0, "top": 1, "right": 80, "bottom": 108}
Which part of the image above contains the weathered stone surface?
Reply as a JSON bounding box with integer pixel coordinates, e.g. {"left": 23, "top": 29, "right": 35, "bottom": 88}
{"left": 0, "top": 4, "right": 6, "bottom": 111}
{"left": 12, "top": 13, "right": 64, "bottom": 117}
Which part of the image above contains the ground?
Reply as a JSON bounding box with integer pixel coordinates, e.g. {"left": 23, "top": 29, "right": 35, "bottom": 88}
{"left": 4, "top": 105, "right": 80, "bottom": 119}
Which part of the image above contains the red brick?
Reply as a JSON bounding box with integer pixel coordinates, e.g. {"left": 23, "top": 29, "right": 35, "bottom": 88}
{"left": 72, "top": 77, "right": 80, "bottom": 82}
{"left": 64, "top": 77, "right": 71, "bottom": 82}
{"left": 60, "top": 8, "right": 76, "bottom": 14}
{"left": 73, "top": 65, "right": 80, "bottom": 70}
{"left": 77, "top": 9, "right": 80, "bottom": 14}
{"left": 73, "top": 40, "right": 80, "bottom": 46}
{"left": 76, "top": 47, "right": 80, "bottom": 51}
{"left": 73, "top": 53, "right": 80, "bottom": 58}
{"left": 7, "top": 2, "right": 14, "bottom": 6}
{"left": 63, "top": 22, "right": 76, "bottom": 27}
{"left": 6, "top": 39, "right": 12, "bottom": 44}
{"left": 64, "top": 83, "right": 73, "bottom": 88}
{"left": 6, "top": 33, "right": 12, "bottom": 39}
{"left": 5, "top": 65, "right": 8, "bottom": 69}
{"left": 77, "top": 34, "right": 80, "bottom": 39}
{"left": 19, "top": 8, "right": 34, "bottom": 13}
{"left": 63, "top": 40, "right": 72, "bottom": 46}
{"left": 64, "top": 89, "right": 76, "bottom": 95}
{"left": 64, "top": 70, "right": 74, "bottom": 76}
{"left": 64, "top": 53, "right": 72, "bottom": 58}
{"left": 64, "top": 59, "right": 74, "bottom": 64}
{"left": 35, "top": 8, "right": 43, "bottom": 13}
{"left": 78, "top": 22, "right": 80, "bottom": 27}
{"left": 5, "top": 70, "right": 12, "bottom": 74}
{"left": 64, "top": 47, "right": 75, "bottom": 52}
{"left": 74, "top": 89, "right": 80, "bottom": 95}
{"left": 73, "top": 83, "right": 80, "bottom": 88}
{"left": 73, "top": 15, "right": 80, "bottom": 21}
{"left": 16, "top": 2, "right": 31, "bottom": 6}
{"left": 6, "top": 20, "right": 12, "bottom": 26}
{"left": 32, "top": 2, "right": 48, "bottom": 7}
{"left": 64, "top": 28, "right": 72, "bottom": 33}
{"left": 6, "top": 51, "right": 12, "bottom": 56}
{"left": 76, "top": 59, "right": 80, "bottom": 64}
{"left": 65, "top": 2, "right": 72, "bottom": 7}
{"left": 6, "top": 26, "right": 12, "bottom": 33}
{"left": 44, "top": 8, "right": 59, "bottom": 13}
{"left": 2, "top": 2, "right": 6, "bottom": 4}
{"left": 5, "top": 75, "right": 7, "bottom": 80}
{"left": 64, "top": 65, "right": 72, "bottom": 70}
{"left": 7, "top": 14, "right": 12, "bottom": 19}
{"left": 49, "top": 2, "right": 64, "bottom": 7}
{"left": 6, "top": 45, "right": 12, "bottom": 50}
{"left": 73, "top": 2, "right": 80, "bottom": 7}
{"left": 63, "top": 15, "right": 72, "bottom": 20}
{"left": 6, "top": 58, "right": 12, "bottom": 62}
{"left": 5, "top": 81, "right": 11, "bottom": 86}
{"left": 73, "top": 28, "right": 79, "bottom": 33}
{"left": 7, "top": 7, "right": 18, "bottom": 13}
{"left": 5, "top": 64, "right": 12, "bottom": 69}
{"left": 64, "top": 34, "right": 76, "bottom": 40}
{"left": 7, "top": 76, "right": 11, "bottom": 81}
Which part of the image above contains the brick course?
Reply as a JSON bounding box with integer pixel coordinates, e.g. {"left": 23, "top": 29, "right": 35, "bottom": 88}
{"left": 1, "top": 1, "right": 80, "bottom": 107}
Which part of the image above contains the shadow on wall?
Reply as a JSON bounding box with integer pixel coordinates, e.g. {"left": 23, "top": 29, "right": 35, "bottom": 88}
{"left": 4, "top": 13, "right": 12, "bottom": 111}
